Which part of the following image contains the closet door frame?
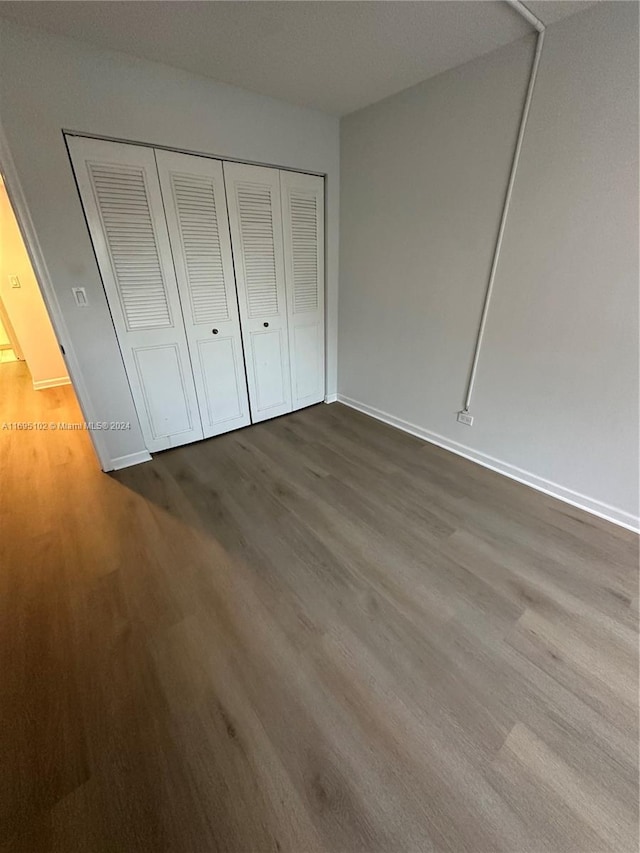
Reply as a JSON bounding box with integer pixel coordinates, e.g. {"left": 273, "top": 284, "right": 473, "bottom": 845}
{"left": 67, "top": 136, "right": 204, "bottom": 453}
{"left": 155, "top": 149, "right": 251, "bottom": 438}
{"left": 66, "top": 133, "right": 328, "bottom": 455}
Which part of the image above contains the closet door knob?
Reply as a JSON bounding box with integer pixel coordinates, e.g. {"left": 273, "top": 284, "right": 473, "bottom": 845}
{"left": 212, "top": 328, "right": 219, "bottom": 335}
{"left": 263, "top": 322, "right": 269, "bottom": 328}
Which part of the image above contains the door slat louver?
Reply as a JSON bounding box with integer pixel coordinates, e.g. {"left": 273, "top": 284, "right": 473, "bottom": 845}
{"left": 170, "top": 173, "right": 229, "bottom": 324}
{"left": 236, "top": 182, "right": 279, "bottom": 318}
{"left": 89, "top": 163, "right": 172, "bottom": 331}
{"left": 289, "top": 193, "right": 319, "bottom": 313}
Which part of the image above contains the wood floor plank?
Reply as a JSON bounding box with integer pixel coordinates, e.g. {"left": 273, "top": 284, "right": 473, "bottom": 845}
{"left": 1, "top": 361, "right": 638, "bottom": 851}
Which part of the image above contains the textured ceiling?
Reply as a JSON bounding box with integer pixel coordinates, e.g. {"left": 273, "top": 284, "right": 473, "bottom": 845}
{"left": 0, "top": 1, "right": 599, "bottom": 115}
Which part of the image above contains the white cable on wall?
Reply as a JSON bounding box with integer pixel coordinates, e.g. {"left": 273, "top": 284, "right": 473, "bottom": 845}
{"left": 461, "top": 1, "right": 546, "bottom": 415}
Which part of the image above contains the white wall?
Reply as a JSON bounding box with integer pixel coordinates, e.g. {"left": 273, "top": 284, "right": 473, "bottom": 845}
{"left": 0, "top": 19, "right": 339, "bottom": 468}
{"left": 339, "top": 5, "right": 639, "bottom": 528}
{"left": 0, "top": 179, "right": 69, "bottom": 386}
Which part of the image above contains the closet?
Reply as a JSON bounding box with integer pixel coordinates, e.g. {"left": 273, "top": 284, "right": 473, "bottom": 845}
{"left": 67, "top": 136, "right": 324, "bottom": 453}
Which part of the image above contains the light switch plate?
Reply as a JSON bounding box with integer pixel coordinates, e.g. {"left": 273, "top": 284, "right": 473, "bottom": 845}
{"left": 9, "top": 275, "right": 20, "bottom": 289}
{"left": 72, "top": 287, "right": 88, "bottom": 307}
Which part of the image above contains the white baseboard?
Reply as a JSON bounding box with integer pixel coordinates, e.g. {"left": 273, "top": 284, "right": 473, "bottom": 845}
{"left": 33, "top": 376, "right": 71, "bottom": 390}
{"left": 107, "top": 450, "right": 152, "bottom": 472}
{"left": 324, "top": 393, "right": 338, "bottom": 404}
{"left": 337, "top": 394, "right": 639, "bottom": 533}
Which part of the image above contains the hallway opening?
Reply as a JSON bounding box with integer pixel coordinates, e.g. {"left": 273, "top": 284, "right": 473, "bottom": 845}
{"left": 0, "top": 172, "right": 92, "bottom": 468}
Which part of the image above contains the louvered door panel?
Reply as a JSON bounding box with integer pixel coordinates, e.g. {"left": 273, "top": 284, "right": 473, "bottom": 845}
{"left": 224, "top": 162, "right": 292, "bottom": 422}
{"left": 290, "top": 194, "right": 319, "bottom": 313}
{"left": 171, "top": 174, "right": 229, "bottom": 323}
{"left": 87, "top": 165, "right": 171, "bottom": 330}
{"left": 156, "top": 150, "right": 250, "bottom": 437}
{"left": 67, "top": 136, "right": 204, "bottom": 452}
{"left": 281, "top": 171, "right": 325, "bottom": 409}
{"left": 235, "top": 184, "right": 279, "bottom": 318}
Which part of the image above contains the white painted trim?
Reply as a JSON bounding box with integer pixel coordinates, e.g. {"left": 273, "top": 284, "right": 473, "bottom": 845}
{"left": 107, "top": 450, "right": 152, "bottom": 471}
{"left": 337, "top": 394, "right": 640, "bottom": 534}
{"left": 64, "top": 129, "right": 326, "bottom": 178}
{"left": 0, "top": 120, "right": 113, "bottom": 471}
{"left": 33, "top": 376, "right": 71, "bottom": 390}
{"left": 324, "top": 393, "right": 338, "bottom": 403}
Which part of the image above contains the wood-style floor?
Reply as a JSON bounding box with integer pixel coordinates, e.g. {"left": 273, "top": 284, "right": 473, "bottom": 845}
{"left": 1, "top": 360, "right": 638, "bottom": 852}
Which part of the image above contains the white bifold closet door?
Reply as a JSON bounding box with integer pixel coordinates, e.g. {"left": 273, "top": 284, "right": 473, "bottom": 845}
{"left": 69, "top": 136, "right": 325, "bottom": 454}
{"left": 155, "top": 150, "right": 250, "bottom": 437}
{"left": 224, "top": 162, "right": 325, "bottom": 420}
{"left": 280, "top": 170, "right": 325, "bottom": 410}
{"left": 67, "top": 137, "right": 204, "bottom": 452}
{"left": 223, "top": 162, "right": 293, "bottom": 422}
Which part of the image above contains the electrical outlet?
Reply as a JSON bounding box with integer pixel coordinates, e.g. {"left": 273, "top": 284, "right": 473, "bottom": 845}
{"left": 457, "top": 411, "right": 474, "bottom": 426}
{"left": 9, "top": 275, "right": 20, "bottom": 289}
